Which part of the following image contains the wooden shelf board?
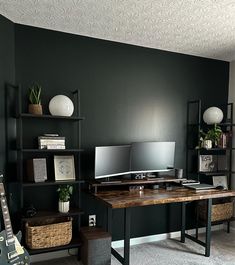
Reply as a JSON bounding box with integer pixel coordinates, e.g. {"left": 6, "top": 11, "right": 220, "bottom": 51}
{"left": 19, "top": 149, "right": 83, "bottom": 153}
{"left": 187, "top": 123, "right": 235, "bottom": 127}
{"left": 27, "top": 236, "right": 82, "bottom": 255}
{"left": 22, "top": 180, "right": 84, "bottom": 187}
{"left": 198, "top": 171, "right": 230, "bottom": 176}
{"left": 21, "top": 208, "right": 84, "bottom": 221}
{"left": 189, "top": 147, "right": 234, "bottom": 151}
{"left": 18, "top": 113, "right": 85, "bottom": 121}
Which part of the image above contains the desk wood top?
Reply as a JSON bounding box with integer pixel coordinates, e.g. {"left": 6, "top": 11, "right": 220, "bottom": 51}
{"left": 94, "top": 188, "right": 235, "bottom": 209}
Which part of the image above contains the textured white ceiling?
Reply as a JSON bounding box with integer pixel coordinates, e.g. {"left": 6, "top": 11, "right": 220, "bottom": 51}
{"left": 1, "top": 0, "right": 235, "bottom": 61}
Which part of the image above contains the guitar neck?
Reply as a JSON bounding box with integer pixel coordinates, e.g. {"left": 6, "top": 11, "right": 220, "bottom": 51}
{"left": 0, "top": 188, "right": 15, "bottom": 244}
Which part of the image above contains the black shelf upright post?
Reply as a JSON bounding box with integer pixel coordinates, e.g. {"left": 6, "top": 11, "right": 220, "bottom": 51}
{"left": 227, "top": 102, "right": 233, "bottom": 233}
{"left": 72, "top": 89, "right": 82, "bottom": 237}
{"left": 16, "top": 84, "right": 24, "bottom": 210}
{"left": 228, "top": 103, "right": 233, "bottom": 189}
{"left": 186, "top": 99, "right": 201, "bottom": 181}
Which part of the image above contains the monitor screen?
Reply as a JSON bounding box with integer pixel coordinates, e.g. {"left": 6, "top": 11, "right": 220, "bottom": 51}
{"left": 130, "top": 141, "right": 175, "bottom": 173}
{"left": 95, "top": 145, "right": 131, "bottom": 179}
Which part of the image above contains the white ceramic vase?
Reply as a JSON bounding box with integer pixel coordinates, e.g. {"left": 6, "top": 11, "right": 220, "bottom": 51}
{"left": 59, "top": 201, "right": 70, "bottom": 213}
{"left": 202, "top": 140, "right": 212, "bottom": 149}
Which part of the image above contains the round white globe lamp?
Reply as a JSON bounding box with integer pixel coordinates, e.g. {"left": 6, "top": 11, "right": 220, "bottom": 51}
{"left": 203, "top": 107, "right": 223, "bottom": 125}
{"left": 49, "top": 95, "right": 74, "bottom": 117}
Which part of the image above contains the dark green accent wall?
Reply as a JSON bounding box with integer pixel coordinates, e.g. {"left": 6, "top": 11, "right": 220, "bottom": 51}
{"left": 0, "top": 15, "right": 15, "bottom": 175}
{"left": 11, "top": 23, "right": 230, "bottom": 240}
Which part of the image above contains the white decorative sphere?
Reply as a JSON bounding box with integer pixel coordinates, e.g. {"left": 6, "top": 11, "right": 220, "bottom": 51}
{"left": 203, "top": 107, "right": 223, "bottom": 125}
{"left": 49, "top": 95, "right": 74, "bottom": 116}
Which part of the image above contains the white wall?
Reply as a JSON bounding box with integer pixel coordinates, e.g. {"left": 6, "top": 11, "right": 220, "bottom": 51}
{"left": 228, "top": 61, "right": 235, "bottom": 225}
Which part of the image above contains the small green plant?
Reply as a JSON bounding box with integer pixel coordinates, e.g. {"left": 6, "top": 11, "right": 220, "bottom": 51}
{"left": 57, "top": 185, "right": 73, "bottom": 202}
{"left": 28, "top": 83, "right": 42, "bottom": 104}
{"left": 197, "top": 124, "right": 222, "bottom": 148}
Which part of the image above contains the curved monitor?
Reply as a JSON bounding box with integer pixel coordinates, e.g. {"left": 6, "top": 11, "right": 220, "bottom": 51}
{"left": 130, "top": 141, "right": 175, "bottom": 173}
{"left": 95, "top": 145, "right": 131, "bottom": 179}
{"left": 94, "top": 142, "right": 175, "bottom": 179}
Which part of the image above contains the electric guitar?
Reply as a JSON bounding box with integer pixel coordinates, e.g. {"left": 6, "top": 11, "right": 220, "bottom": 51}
{"left": 0, "top": 176, "right": 30, "bottom": 265}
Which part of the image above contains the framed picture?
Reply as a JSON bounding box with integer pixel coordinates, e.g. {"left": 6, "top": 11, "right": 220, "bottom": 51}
{"left": 199, "top": 155, "right": 217, "bottom": 172}
{"left": 54, "top": 155, "right": 75, "bottom": 181}
{"left": 212, "top": 175, "right": 228, "bottom": 190}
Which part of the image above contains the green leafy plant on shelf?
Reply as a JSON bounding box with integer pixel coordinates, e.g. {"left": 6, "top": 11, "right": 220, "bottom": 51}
{"left": 57, "top": 185, "right": 73, "bottom": 202}
{"left": 197, "top": 124, "right": 222, "bottom": 149}
{"left": 28, "top": 82, "right": 43, "bottom": 114}
{"left": 29, "top": 83, "right": 42, "bottom": 104}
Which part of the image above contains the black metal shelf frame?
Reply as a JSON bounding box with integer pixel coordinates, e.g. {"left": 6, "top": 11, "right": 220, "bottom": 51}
{"left": 22, "top": 179, "right": 85, "bottom": 187}
{"left": 186, "top": 99, "right": 234, "bottom": 233}
{"left": 21, "top": 207, "right": 84, "bottom": 221}
{"left": 186, "top": 100, "right": 234, "bottom": 187}
{"left": 7, "top": 84, "right": 84, "bottom": 255}
{"left": 17, "top": 113, "right": 85, "bottom": 121}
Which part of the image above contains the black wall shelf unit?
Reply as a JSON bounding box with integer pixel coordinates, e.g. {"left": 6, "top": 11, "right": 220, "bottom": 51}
{"left": 186, "top": 99, "right": 234, "bottom": 230}
{"left": 186, "top": 99, "right": 234, "bottom": 186}
{"left": 10, "top": 84, "right": 84, "bottom": 255}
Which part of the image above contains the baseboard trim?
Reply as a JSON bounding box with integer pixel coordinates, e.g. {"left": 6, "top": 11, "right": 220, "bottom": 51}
{"left": 111, "top": 224, "right": 223, "bottom": 249}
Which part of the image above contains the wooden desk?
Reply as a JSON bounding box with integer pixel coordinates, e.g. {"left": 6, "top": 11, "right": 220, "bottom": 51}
{"left": 94, "top": 188, "right": 235, "bottom": 265}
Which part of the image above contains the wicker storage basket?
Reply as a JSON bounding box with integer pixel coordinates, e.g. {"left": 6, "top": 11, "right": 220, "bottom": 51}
{"left": 25, "top": 217, "right": 72, "bottom": 249}
{"left": 198, "top": 201, "right": 234, "bottom": 222}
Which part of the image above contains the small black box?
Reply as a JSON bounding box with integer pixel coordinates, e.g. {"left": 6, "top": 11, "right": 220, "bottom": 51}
{"left": 80, "top": 227, "right": 111, "bottom": 265}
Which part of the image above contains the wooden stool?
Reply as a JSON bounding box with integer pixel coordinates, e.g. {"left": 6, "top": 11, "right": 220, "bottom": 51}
{"left": 80, "top": 227, "right": 111, "bottom": 265}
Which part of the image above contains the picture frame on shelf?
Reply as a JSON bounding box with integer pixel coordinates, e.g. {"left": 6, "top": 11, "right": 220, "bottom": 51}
{"left": 199, "top": 155, "right": 217, "bottom": 172}
{"left": 27, "top": 158, "right": 47, "bottom": 183}
{"left": 54, "top": 155, "right": 75, "bottom": 181}
{"left": 212, "top": 175, "right": 228, "bottom": 190}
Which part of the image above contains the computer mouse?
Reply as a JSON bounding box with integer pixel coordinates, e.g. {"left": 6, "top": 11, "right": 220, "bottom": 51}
{"left": 216, "top": 185, "right": 225, "bottom": 190}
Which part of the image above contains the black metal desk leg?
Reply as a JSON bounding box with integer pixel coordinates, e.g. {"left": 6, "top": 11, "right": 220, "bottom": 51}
{"left": 124, "top": 208, "right": 131, "bottom": 265}
{"left": 196, "top": 202, "right": 199, "bottom": 239}
{"left": 107, "top": 207, "right": 112, "bottom": 235}
{"left": 227, "top": 221, "right": 230, "bottom": 234}
{"left": 181, "top": 202, "right": 186, "bottom": 243}
{"left": 205, "top": 198, "right": 212, "bottom": 257}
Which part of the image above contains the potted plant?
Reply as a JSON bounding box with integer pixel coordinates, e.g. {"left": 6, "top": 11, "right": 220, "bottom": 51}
{"left": 198, "top": 124, "right": 222, "bottom": 148}
{"left": 57, "top": 185, "right": 73, "bottom": 213}
{"left": 28, "top": 83, "right": 43, "bottom": 115}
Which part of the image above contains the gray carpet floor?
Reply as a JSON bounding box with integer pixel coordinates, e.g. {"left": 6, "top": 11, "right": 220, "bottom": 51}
{"left": 33, "top": 230, "right": 235, "bottom": 265}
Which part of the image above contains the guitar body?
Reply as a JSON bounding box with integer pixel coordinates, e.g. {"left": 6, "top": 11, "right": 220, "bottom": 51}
{"left": 0, "top": 230, "right": 30, "bottom": 265}
{"left": 0, "top": 176, "right": 30, "bottom": 265}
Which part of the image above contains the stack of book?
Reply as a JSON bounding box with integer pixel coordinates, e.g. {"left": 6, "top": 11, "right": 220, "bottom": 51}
{"left": 38, "top": 135, "right": 65, "bottom": 149}
{"left": 218, "top": 131, "right": 232, "bottom": 149}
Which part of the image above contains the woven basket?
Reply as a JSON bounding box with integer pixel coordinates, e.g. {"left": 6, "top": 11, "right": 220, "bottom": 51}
{"left": 25, "top": 217, "right": 72, "bottom": 249}
{"left": 198, "top": 201, "right": 234, "bottom": 222}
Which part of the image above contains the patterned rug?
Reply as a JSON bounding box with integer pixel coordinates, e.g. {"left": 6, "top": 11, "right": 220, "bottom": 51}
{"left": 33, "top": 230, "right": 235, "bottom": 265}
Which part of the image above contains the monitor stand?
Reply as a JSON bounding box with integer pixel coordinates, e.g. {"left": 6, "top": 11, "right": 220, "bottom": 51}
{"left": 100, "top": 177, "right": 122, "bottom": 184}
